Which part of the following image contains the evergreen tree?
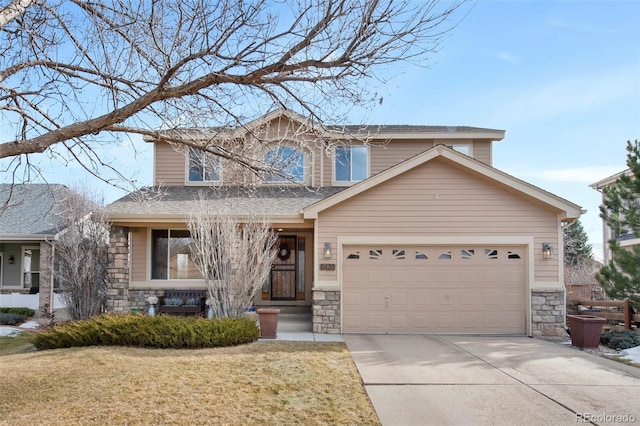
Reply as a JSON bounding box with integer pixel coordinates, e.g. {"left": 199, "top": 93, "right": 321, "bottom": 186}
{"left": 596, "top": 140, "right": 640, "bottom": 304}
{"left": 563, "top": 219, "right": 593, "bottom": 267}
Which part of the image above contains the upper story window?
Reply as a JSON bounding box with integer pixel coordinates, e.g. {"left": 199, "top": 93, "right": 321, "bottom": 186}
{"left": 188, "top": 147, "right": 221, "bottom": 183}
{"left": 447, "top": 144, "right": 472, "bottom": 156}
{"left": 335, "top": 145, "right": 368, "bottom": 183}
{"left": 264, "top": 146, "right": 305, "bottom": 183}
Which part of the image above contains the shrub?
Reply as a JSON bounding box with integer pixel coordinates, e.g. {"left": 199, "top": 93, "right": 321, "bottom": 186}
{"left": 0, "top": 312, "right": 27, "bottom": 325}
{"left": 0, "top": 307, "right": 35, "bottom": 317}
{"left": 33, "top": 314, "right": 260, "bottom": 350}
{"left": 600, "top": 330, "right": 640, "bottom": 350}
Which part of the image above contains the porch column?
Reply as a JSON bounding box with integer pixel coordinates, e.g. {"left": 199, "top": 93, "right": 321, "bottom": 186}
{"left": 107, "top": 226, "right": 130, "bottom": 313}
{"left": 38, "top": 241, "right": 53, "bottom": 315}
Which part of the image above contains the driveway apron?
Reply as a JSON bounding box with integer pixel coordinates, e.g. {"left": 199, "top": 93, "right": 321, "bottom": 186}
{"left": 344, "top": 335, "right": 640, "bottom": 426}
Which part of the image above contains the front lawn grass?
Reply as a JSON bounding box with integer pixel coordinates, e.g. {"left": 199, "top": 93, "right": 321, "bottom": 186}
{"left": 0, "top": 331, "right": 37, "bottom": 356}
{"left": 0, "top": 341, "right": 380, "bottom": 425}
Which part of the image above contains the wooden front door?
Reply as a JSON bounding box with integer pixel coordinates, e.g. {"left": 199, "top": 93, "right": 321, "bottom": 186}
{"left": 271, "top": 236, "right": 297, "bottom": 301}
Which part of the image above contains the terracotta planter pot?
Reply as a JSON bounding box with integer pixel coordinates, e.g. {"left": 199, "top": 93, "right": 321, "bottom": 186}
{"left": 257, "top": 308, "right": 281, "bottom": 339}
{"left": 567, "top": 315, "right": 606, "bottom": 348}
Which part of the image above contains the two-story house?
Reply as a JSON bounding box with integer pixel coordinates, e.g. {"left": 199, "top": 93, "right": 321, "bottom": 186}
{"left": 104, "top": 110, "right": 583, "bottom": 337}
{"left": 590, "top": 170, "right": 638, "bottom": 264}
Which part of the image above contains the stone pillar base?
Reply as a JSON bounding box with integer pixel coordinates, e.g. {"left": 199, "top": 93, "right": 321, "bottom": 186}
{"left": 531, "top": 289, "right": 566, "bottom": 337}
{"left": 312, "top": 289, "right": 341, "bottom": 334}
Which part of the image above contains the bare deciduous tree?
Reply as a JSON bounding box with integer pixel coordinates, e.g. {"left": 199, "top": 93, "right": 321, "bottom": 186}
{"left": 0, "top": 0, "right": 468, "bottom": 186}
{"left": 187, "top": 198, "right": 277, "bottom": 318}
{"left": 53, "top": 188, "right": 110, "bottom": 320}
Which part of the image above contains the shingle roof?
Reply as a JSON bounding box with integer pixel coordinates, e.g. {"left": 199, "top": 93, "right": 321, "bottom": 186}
{"left": 105, "top": 186, "right": 345, "bottom": 219}
{"left": 333, "top": 124, "right": 501, "bottom": 133}
{"left": 0, "top": 184, "right": 73, "bottom": 237}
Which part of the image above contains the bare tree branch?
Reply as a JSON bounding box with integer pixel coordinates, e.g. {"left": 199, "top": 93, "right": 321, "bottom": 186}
{"left": 1, "top": 0, "right": 468, "bottom": 186}
{"left": 0, "top": 0, "right": 34, "bottom": 28}
{"left": 187, "top": 196, "right": 277, "bottom": 318}
{"left": 51, "top": 187, "right": 110, "bottom": 320}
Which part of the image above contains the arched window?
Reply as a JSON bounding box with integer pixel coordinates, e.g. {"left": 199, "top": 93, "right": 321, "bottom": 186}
{"left": 264, "top": 146, "right": 305, "bottom": 183}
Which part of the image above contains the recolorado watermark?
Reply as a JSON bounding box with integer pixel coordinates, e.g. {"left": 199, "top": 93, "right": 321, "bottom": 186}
{"left": 576, "top": 412, "right": 637, "bottom": 423}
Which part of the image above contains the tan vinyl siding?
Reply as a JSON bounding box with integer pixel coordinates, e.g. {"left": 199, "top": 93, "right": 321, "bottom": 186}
{"left": 321, "top": 148, "right": 332, "bottom": 187}
{"left": 316, "top": 158, "right": 559, "bottom": 282}
{"left": 130, "top": 227, "right": 148, "bottom": 282}
{"left": 473, "top": 140, "right": 492, "bottom": 165}
{"left": 369, "top": 140, "right": 434, "bottom": 176}
{"left": 154, "top": 141, "right": 186, "bottom": 186}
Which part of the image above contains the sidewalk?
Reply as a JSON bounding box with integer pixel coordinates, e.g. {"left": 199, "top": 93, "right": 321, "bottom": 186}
{"left": 260, "top": 332, "right": 343, "bottom": 342}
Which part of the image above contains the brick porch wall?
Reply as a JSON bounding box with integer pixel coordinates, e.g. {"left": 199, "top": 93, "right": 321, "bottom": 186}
{"left": 312, "top": 289, "right": 341, "bottom": 334}
{"left": 531, "top": 289, "right": 566, "bottom": 337}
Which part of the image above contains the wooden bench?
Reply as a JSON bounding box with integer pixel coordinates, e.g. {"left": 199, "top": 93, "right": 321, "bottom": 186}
{"left": 158, "top": 290, "right": 206, "bottom": 316}
{"left": 575, "top": 300, "right": 639, "bottom": 330}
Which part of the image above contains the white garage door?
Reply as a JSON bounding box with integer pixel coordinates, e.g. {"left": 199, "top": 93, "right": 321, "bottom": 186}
{"left": 342, "top": 245, "right": 527, "bottom": 334}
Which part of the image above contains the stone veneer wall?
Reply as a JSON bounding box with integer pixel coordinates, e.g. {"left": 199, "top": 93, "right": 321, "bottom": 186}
{"left": 129, "top": 289, "right": 165, "bottom": 312}
{"left": 531, "top": 289, "right": 566, "bottom": 337}
{"left": 106, "top": 226, "right": 131, "bottom": 313}
{"left": 312, "top": 289, "right": 340, "bottom": 334}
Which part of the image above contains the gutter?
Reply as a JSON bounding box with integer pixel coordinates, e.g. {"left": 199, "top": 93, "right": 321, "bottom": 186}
{"left": 0, "top": 234, "right": 56, "bottom": 241}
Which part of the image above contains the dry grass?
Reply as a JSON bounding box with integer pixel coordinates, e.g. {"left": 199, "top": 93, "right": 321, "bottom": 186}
{"left": 0, "top": 341, "right": 379, "bottom": 426}
{"left": 0, "top": 332, "right": 37, "bottom": 356}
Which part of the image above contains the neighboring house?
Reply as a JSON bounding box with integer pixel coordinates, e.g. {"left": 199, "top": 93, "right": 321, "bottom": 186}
{"left": 590, "top": 170, "right": 637, "bottom": 264}
{"left": 105, "top": 110, "right": 582, "bottom": 337}
{"left": 0, "top": 184, "right": 73, "bottom": 311}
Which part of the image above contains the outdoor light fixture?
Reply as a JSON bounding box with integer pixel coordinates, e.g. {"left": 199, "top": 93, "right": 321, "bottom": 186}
{"left": 324, "top": 242, "right": 332, "bottom": 259}
{"left": 8, "top": 255, "right": 14, "bottom": 264}
{"left": 542, "top": 243, "right": 553, "bottom": 259}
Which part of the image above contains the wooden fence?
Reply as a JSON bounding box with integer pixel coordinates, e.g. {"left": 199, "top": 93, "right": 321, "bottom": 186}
{"left": 576, "top": 300, "right": 639, "bottom": 330}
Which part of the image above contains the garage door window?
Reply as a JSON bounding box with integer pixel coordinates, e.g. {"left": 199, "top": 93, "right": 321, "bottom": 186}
{"left": 347, "top": 251, "right": 360, "bottom": 259}
{"left": 508, "top": 251, "right": 522, "bottom": 259}
{"left": 438, "top": 251, "right": 452, "bottom": 260}
{"left": 392, "top": 249, "right": 405, "bottom": 259}
{"left": 485, "top": 249, "right": 498, "bottom": 259}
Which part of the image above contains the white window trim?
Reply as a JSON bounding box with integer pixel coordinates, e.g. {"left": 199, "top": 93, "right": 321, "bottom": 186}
{"left": 149, "top": 228, "right": 202, "bottom": 281}
{"left": 446, "top": 143, "right": 473, "bottom": 156}
{"left": 20, "top": 245, "right": 40, "bottom": 289}
{"left": 185, "top": 147, "right": 222, "bottom": 185}
{"left": 332, "top": 145, "right": 370, "bottom": 187}
{"left": 263, "top": 143, "right": 311, "bottom": 185}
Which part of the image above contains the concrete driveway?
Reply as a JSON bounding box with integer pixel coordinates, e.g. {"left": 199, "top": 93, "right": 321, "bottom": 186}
{"left": 344, "top": 335, "right": 640, "bottom": 426}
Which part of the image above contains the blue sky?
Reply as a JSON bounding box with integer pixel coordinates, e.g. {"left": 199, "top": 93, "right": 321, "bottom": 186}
{"left": 12, "top": 0, "right": 640, "bottom": 260}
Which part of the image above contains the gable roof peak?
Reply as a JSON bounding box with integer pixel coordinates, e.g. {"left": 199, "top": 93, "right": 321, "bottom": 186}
{"left": 303, "top": 144, "right": 582, "bottom": 221}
